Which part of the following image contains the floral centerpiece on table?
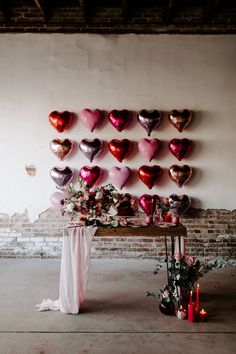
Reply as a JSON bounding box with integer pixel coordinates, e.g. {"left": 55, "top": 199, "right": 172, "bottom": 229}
{"left": 61, "top": 177, "right": 138, "bottom": 226}
{"left": 147, "top": 254, "right": 225, "bottom": 314}
{"left": 61, "top": 178, "right": 120, "bottom": 225}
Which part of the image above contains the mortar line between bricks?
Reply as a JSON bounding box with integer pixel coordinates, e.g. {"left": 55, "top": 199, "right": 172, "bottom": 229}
{"left": 0, "top": 331, "right": 236, "bottom": 334}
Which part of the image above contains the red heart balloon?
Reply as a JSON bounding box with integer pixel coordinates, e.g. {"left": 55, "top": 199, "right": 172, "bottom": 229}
{"left": 108, "top": 139, "right": 132, "bottom": 162}
{"left": 169, "top": 165, "right": 192, "bottom": 188}
{"left": 168, "top": 110, "right": 192, "bottom": 133}
{"left": 169, "top": 138, "right": 193, "bottom": 161}
{"left": 49, "top": 111, "right": 73, "bottom": 133}
{"left": 79, "top": 166, "right": 103, "bottom": 187}
{"left": 139, "top": 194, "right": 160, "bottom": 215}
{"left": 108, "top": 110, "right": 131, "bottom": 132}
{"left": 138, "top": 165, "right": 163, "bottom": 189}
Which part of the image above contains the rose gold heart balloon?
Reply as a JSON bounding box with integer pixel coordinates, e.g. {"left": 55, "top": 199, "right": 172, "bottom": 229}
{"left": 169, "top": 165, "right": 192, "bottom": 188}
{"left": 138, "top": 165, "right": 163, "bottom": 189}
{"left": 108, "top": 139, "right": 132, "bottom": 162}
{"left": 168, "top": 138, "right": 192, "bottom": 161}
{"left": 108, "top": 110, "right": 131, "bottom": 132}
{"left": 79, "top": 166, "right": 103, "bottom": 187}
{"left": 49, "top": 111, "right": 73, "bottom": 133}
{"left": 168, "top": 110, "right": 192, "bottom": 133}
{"left": 50, "top": 138, "right": 74, "bottom": 160}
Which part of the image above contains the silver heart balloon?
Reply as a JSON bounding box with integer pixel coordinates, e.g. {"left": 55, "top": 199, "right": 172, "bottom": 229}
{"left": 169, "top": 194, "right": 191, "bottom": 216}
{"left": 79, "top": 138, "right": 103, "bottom": 162}
{"left": 137, "top": 110, "right": 161, "bottom": 136}
{"left": 50, "top": 166, "right": 74, "bottom": 187}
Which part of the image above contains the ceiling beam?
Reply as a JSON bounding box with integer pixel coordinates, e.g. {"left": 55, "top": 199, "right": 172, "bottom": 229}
{"left": 33, "top": 0, "right": 48, "bottom": 22}
{"left": 163, "top": 0, "right": 176, "bottom": 23}
{"left": 202, "top": 0, "right": 220, "bottom": 22}
{"left": 0, "top": 0, "right": 11, "bottom": 22}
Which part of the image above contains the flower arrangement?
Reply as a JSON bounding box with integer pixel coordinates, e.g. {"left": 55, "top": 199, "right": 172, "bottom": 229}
{"left": 62, "top": 178, "right": 120, "bottom": 222}
{"left": 116, "top": 193, "right": 138, "bottom": 216}
{"left": 61, "top": 177, "right": 138, "bottom": 225}
{"left": 147, "top": 254, "right": 225, "bottom": 308}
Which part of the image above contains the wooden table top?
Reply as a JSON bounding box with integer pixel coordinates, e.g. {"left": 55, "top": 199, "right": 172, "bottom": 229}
{"left": 95, "top": 225, "right": 187, "bottom": 237}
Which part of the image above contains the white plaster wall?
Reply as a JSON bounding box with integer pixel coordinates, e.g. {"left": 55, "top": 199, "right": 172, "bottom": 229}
{"left": 0, "top": 34, "right": 236, "bottom": 220}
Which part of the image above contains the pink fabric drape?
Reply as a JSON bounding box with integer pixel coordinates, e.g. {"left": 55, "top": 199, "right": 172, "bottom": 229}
{"left": 36, "top": 226, "right": 97, "bottom": 314}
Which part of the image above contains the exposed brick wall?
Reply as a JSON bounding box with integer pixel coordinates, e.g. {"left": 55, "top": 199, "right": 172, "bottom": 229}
{"left": 0, "top": 208, "right": 235, "bottom": 259}
{"left": 0, "top": 1, "right": 236, "bottom": 33}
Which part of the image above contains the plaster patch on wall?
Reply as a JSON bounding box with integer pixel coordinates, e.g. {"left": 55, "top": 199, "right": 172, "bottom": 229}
{"left": 25, "top": 164, "right": 36, "bottom": 177}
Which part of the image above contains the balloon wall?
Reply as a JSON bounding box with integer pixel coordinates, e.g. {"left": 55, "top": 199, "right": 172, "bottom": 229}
{"left": 0, "top": 34, "right": 235, "bottom": 220}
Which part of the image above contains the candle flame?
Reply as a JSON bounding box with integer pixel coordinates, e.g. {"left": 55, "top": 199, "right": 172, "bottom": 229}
{"left": 197, "top": 283, "right": 200, "bottom": 288}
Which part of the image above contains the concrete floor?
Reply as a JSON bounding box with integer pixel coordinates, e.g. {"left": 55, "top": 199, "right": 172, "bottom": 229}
{"left": 0, "top": 259, "right": 235, "bottom": 354}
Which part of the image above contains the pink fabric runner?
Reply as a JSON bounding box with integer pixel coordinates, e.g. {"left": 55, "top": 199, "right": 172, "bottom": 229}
{"left": 36, "top": 226, "right": 97, "bottom": 314}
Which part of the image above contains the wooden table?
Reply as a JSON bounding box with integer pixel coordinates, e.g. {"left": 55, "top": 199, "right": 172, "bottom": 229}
{"left": 95, "top": 225, "right": 187, "bottom": 283}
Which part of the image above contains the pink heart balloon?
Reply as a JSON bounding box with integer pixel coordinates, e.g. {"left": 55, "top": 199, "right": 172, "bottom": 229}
{"left": 79, "top": 109, "right": 103, "bottom": 132}
{"left": 108, "top": 110, "right": 131, "bottom": 132}
{"left": 79, "top": 166, "right": 103, "bottom": 187}
{"left": 138, "top": 138, "right": 161, "bottom": 161}
{"left": 50, "top": 192, "right": 65, "bottom": 210}
{"left": 139, "top": 194, "right": 160, "bottom": 216}
{"left": 109, "top": 166, "right": 132, "bottom": 190}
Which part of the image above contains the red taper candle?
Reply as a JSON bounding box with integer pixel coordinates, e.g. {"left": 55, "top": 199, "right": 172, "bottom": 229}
{"left": 196, "top": 283, "right": 200, "bottom": 314}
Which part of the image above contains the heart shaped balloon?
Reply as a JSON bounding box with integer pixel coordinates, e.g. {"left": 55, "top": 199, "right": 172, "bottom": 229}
{"left": 50, "top": 138, "right": 74, "bottom": 160}
{"left": 168, "top": 109, "right": 192, "bottom": 132}
{"left": 169, "top": 165, "right": 192, "bottom": 188}
{"left": 108, "top": 139, "right": 132, "bottom": 162}
{"left": 108, "top": 110, "right": 131, "bottom": 132}
{"left": 50, "top": 166, "right": 74, "bottom": 187}
{"left": 50, "top": 191, "right": 65, "bottom": 210}
{"left": 79, "top": 109, "right": 103, "bottom": 132}
{"left": 137, "top": 110, "right": 161, "bottom": 136}
{"left": 138, "top": 165, "right": 163, "bottom": 189}
{"left": 139, "top": 194, "right": 160, "bottom": 216}
{"left": 109, "top": 166, "right": 132, "bottom": 190}
{"left": 79, "top": 138, "right": 103, "bottom": 162}
{"left": 79, "top": 166, "right": 102, "bottom": 187}
{"left": 138, "top": 138, "right": 161, "bottom": 161}
{"left": 169, "top": 138, "right": 193, "bottom": 161}
{"left": 169, "top": 194, "right": 191, "bottom": 216}
{"left": 49, "top": 111, "right": 73, "bottom": 133}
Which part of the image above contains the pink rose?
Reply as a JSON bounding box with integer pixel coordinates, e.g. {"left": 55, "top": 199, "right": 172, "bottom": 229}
{"left": 186, "top": 256, "right": 196, "bottom": 266}
{"left": 162, "top": 290, "right": 170, "bottom": 299}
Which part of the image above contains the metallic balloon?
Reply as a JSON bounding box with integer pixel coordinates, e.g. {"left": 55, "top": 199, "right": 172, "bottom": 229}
{"left": 48, "top": 111, "right": 73, "bottom": 133}
{"left": 108, "top": 139, "right": 132, "bottom": 162}
{"left": 50, "top": 138, "right": 74, "bottom": 160}
{"left": 79, "top": 109, "right": 103, "bottom": 132}
{"left": 168, "top": 138, "right": 193, "bottom": 161}
{"left": 108, "top": 110, "right": 131, "bottom": 132}
{"left": 137, "top": 110, "right": 161, "bottom": 136}
{"left": 168, "top": 109, "right": 192, "bottom": 133}
{"left": 50, "top": 191, "right": 65, "bottom": 210}
{"left": 79, "top": 166, "right": 103, "bottom": 187}
{"left": 138, "top": 165, "right": 163, "bottom": 189}
{"left": 138, "top": 138, "right": 161, "bottom": 161}
{"left": 169, "top": 194, "right": 191, "bottom": 216}
{"left": 169, "top": 165, "right": 192, "bottom": 188}
{"left": 79, "top": 138, "right": 103, "bottom": 162}
{"left": 109, "top": 166, "right": 132, "bottom": 190}
{"left": 139, "top": 194, "right": 160, "bottom": 216}
{"left": 50, "top": 166, "right": 74, "bottom": 187}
